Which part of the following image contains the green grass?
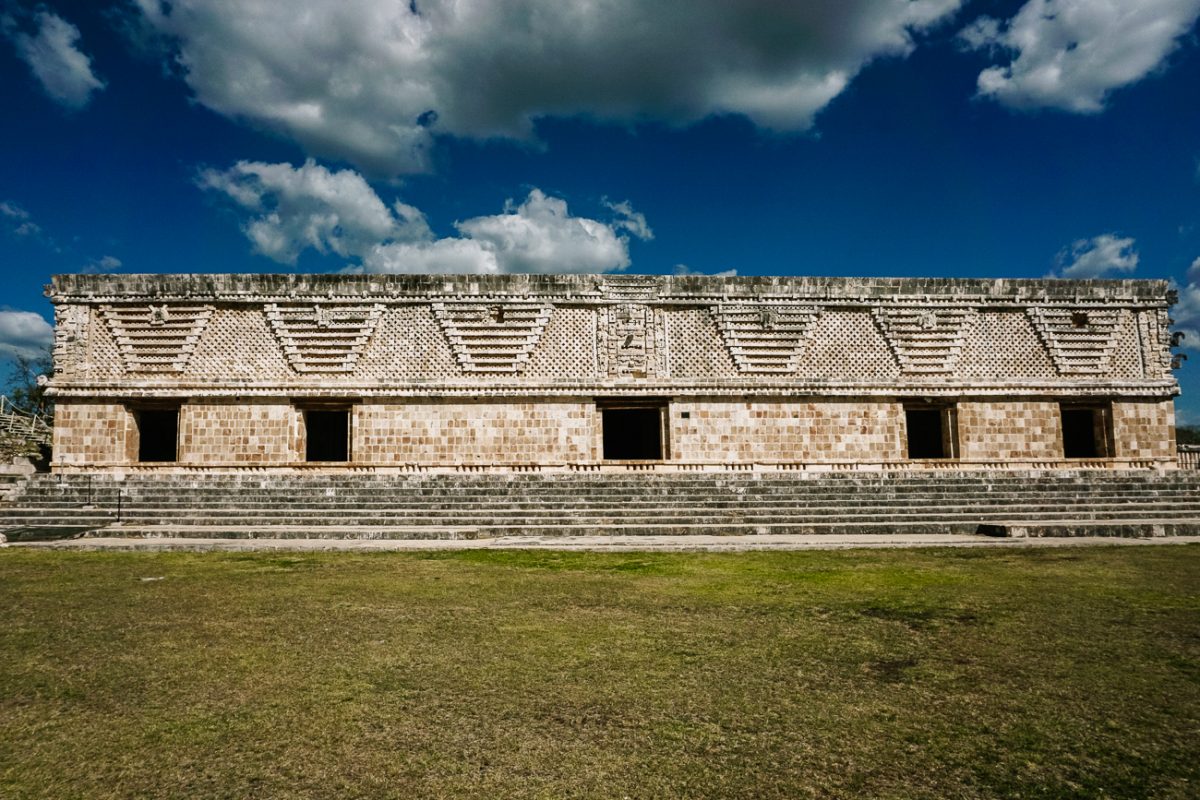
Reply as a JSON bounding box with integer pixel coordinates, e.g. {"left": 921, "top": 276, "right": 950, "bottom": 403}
{"left": 2, "top": 546, "right": 1199, "bottom": 799}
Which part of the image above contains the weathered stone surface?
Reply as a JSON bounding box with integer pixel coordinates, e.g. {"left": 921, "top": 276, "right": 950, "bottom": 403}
{"left": 43, "top": 273, "right": 1180, "bottom": 471}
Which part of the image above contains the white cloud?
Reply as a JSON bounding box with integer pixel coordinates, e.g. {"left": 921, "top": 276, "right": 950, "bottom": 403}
{"left": 198, "top": 159, "right": 431, "bottom": 264}
{"left": 83, "top": 255, "right": 123, "bottom": 274}
{"left": 961, "top": 0, "right": 1200, "bottom": 112}
{"left": 1188, "top": 256, "right": 1200, "bottom": 283}
{"left": 201, "top": 160, "right": 649, "bottom": 274}
{"left": 0, "top": 200, "right": 44, "bottom": 240}
{"left": 673, "top": 264, "right": 738, "bottom": 278}
{"left": 134, "top": 0, "right": 961, "bottom": 174}
{"left": 1054, "top": 234, "right": 1139, "bottom": 278}
{"left": 0, "top": 310, "right": 54, "bottom": 360}
{"left": 12, "top": 10, "right": 105, "bottom": 109}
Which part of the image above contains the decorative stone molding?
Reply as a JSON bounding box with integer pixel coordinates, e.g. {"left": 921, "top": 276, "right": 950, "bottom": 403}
{"left": 871, "top": 307, "right": 975, "bottom": 375}
{"left": 52, "top": 304, "right": 89, "bottom": 376}
{"left": 1027, "top": 307, "right": 1124, "bottom": 375}
{"left": 431, "top": 302, "right": 553, "bottom": 374}
{"left": 265, "top": 303, "right": 384, "bottom": 373}
{"left": 99, "top": 304, "right": 213, "bottom": 373}
{"left": 713, "top": 304, "right": 821, "bottom": 374}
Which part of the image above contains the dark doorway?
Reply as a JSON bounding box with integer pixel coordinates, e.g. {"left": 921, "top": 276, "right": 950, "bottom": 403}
{"left": 136, "top": 408, "right": 178, "bottom": 462}
{"left": 1061, "top": 406, "right": 1109, "bottom": 458}
{"left": 905, "top": 407, "right": 950, "bottom": 459}
{"left": 602, "top": 407, "right": 663, "bottom": 460}
{"left": 306, "top": 410, "right": 350, "bottom": 462}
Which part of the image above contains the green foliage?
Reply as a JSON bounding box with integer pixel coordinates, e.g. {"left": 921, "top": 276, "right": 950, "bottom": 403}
{"left": 1177, "top": 425, "right": 1200, "bottom": 445}
{"left": 2, "top": 546, "right": 1199, "bottom": 799}
{"left": 3, "top": 346, "right": 53, "bottom": 418}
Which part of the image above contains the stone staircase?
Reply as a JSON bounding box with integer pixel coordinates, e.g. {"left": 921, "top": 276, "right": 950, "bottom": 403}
{"left": 2, "top": 470, "right": 1200, "bottom": 541}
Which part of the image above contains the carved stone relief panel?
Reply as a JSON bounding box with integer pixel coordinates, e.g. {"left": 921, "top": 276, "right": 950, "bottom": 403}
{"left": 597, "top": 303, "right": 666, "bottom": 378}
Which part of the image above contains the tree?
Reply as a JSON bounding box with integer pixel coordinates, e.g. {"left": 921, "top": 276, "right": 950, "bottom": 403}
{"left": 4, "top": 346, "right": 54, "bottom": 419}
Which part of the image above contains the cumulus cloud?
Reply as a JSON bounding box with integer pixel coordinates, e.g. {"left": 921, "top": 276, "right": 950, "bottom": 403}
{"left": 134, "top": 0, "right": 961, "bottom": 174}
{"left": 1054, "top": 234, "right": 1139, "bottom": 279}
{"left": 10, "top": 10, "right": 105, "bottom": 109}
{"left": 0, "top": 310, "right": 54, "bottom": 360}
{"left": 201, "top": 160, "right": 650, "bottom": 273}
{"left": 961, "top": 0, "right": 1200, "bottom": 112}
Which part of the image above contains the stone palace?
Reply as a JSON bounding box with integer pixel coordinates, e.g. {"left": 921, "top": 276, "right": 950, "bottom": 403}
{"left": 44, "top": 273, "right": 1181, "bottom": 472}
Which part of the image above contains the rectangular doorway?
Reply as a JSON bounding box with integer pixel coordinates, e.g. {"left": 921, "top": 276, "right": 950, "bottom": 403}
{"left": 904, "top": 405, "right": 956, "bottom": 460}
{"left": 135, "top": 407, "right": 179, "bottom": 462}
{"left": 600, "top": 403, "right": 665, "bottom": 460}
{"left": 305, "top": 409, "right": 350, "bottom": 462}
{"left": 1061, "top": 404, "right": 1111, "bottom": 459}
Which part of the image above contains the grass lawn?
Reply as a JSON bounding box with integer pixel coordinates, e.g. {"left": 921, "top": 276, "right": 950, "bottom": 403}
{"left": 2, "top": 546, "right": 1199, "bottom": 799}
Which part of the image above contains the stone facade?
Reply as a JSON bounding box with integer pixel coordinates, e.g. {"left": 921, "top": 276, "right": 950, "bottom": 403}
{"left": 45, "top": 273, "right": 1181, "bottom": 472}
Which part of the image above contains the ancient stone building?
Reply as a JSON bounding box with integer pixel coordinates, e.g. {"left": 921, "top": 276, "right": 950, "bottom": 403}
{"left": 45, "top": 273, "right": 1180, "bottom": 472}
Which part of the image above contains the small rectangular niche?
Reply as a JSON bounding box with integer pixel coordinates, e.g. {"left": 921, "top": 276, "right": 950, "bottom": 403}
{"left": 904, "top": 404, "right": 957, "bottom": 460}
{"left": 305, "top": 409, "right": 350, "bottom": 462}
{"left": 599, "top": 400, "right": 667, "bottom": 460}
{"left": 1060, "top": 404, "right": 1112, "bottom": 459}
{"left": 135, "top": 407, "right": 179, "bottom": 463}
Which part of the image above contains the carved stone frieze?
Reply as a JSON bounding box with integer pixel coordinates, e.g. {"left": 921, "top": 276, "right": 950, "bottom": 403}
{"left": 713, "top": 304, "right": 821, "bottom": 374}
{"left": 871, "top": 307, "right": 976, "bottom": 375}
{"left": 1027, "top": 307, "right": 1125, "bottom": 375}
{"left": 265, "top": 303, "right": 384, "bottom": 373}
{"left": 432, "top": 302, "right": 553, "bottom": 373}
{"left": 99, "top": 304, "right": 213, "bottom": 373}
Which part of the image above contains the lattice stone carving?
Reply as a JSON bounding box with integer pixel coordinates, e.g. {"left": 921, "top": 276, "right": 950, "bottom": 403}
{"left": 871, "top": 307, "right": 975, "bottom": 375}
{"left": 713, "top": 304, "right": 820, "bottom": 374}
{"left": 432, "top": 302, "right": 553, "bottom": 373}
{"left": 596, "top": 276, "right": 660, "bottom": 301}
{"left": 1026, "top": 307, "right": 1125, "bottom": 375}
{"left": 265, "top": 303, "right": 384, "bottom": 373}
{"left": 99, "top": 304, "right": 213, "bottom": 372}
{"left": 598, "top": 303, "right": 666, "bottom": 378}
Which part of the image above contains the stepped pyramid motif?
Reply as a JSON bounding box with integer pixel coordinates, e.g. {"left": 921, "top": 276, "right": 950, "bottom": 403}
{"left": 265, "top": 303, "right": 385, "bottom": 373}
{"left": 713, "top": 304, "right": 821, "bottom": 373}
{"left": 871, "top": 307, "right": 975, "bottom": 375}
{"left": 1027, "top": 307, "right": 1125, "bottom": 375}
{"left": 99, "top": 304, "right": 213, "bottom": 372}
{"left": 432, "top": 302, "right": 553, "bottom": 373}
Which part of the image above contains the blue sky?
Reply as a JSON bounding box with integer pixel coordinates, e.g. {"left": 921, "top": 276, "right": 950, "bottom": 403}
{"left": 3, "top": 0, "right": 1200, "bottom": 418}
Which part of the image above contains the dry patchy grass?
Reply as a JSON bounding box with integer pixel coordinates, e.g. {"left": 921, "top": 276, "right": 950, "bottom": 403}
{"left": 1, "top": 546, "right": 1199, "bottom": 799}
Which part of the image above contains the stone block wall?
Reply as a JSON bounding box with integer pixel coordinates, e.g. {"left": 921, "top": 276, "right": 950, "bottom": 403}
{"left": 178, "top": 401, "right": 299, "bottom": 466}
{"left": 1113, "top": 400, "right": 1176, "bottom": 460}
{"left": 354, "top": 400, "right": 596, "bottom": 465}
{"left": 669, "top": 399, "right": 906, "bottom": 463}
{"left": 52, "top": 402, "right": 133, "bottom": 466}
{"left": 956, "top": 401, "right": 1063, "bottom": 461}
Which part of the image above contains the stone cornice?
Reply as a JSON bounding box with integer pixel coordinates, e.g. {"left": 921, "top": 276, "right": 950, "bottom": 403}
{"left": 47, "top": 273, "right": 1175, "bottom": 306}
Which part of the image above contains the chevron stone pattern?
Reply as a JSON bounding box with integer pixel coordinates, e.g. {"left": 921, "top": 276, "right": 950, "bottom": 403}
{"left": 1027, "top": 308, "right": 1125, "bottom": 375}
{"left": 871, "top": 307, "right": 975, "bottom": 375}
{"left": 432, "top": 302, "right": 553, "bottom": 373}
{"left": 99, "top": 304, "right": 213, "bottom": 373}
{"left": 713, "top": 304, "right": 821, "bottom": 374}
{"left": 265, "top": 303, "right": 385, "bottom": 373}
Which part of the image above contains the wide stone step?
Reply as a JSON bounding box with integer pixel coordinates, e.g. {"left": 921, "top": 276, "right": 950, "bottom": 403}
{"left": 89, "top": 519, "right": 1200, "bottom": 539}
